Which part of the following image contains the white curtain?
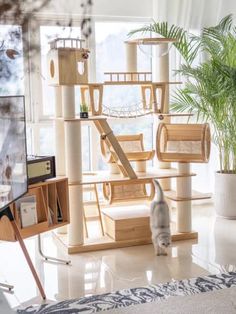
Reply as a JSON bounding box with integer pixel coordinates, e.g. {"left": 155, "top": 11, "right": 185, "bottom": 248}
{"left": 152, "top": 0, "right": 236, "bottom": 29}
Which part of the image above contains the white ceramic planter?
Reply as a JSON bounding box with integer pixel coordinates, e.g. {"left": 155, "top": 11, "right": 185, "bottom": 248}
{"left": 215, "top": 172, "right": 236, "bottom": 219}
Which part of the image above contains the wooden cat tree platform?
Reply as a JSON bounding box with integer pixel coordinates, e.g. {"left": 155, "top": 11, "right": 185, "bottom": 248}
{"left": 47, "top": 38, "right": 211, "bottom": 254}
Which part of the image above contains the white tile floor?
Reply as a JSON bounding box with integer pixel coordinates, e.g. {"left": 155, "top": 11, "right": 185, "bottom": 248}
{"left": 1, "top": 202, "right": 236, "bottom": 311}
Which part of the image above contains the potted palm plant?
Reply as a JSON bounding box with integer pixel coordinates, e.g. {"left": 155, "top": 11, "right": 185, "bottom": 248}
{"left": 130, "top": 15, "right": 236, "bottom": 218}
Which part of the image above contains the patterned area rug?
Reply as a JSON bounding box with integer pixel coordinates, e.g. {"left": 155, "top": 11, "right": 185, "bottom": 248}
{"left": 17, "top": 272, "right": 236, "bottom": 314}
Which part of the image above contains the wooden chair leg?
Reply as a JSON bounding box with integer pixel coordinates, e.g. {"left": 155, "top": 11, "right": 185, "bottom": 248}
{"left": 10, "top": 220, "right": 46, "bottom": 299}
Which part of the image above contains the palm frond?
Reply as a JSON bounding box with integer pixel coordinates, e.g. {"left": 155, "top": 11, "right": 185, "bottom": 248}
{"left": 128, "top": 21, "right": 197, "bottom": 64}
{"left": 213, "top": 14, "right": 233, "bottom": 33}
{"left": 130, "top": 15, "right": 236, "bottom": 172}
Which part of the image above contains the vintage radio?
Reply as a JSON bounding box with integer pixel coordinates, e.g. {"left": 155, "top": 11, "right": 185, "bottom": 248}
{"left": 27, "top": 156, "right": 56, "bottom": 185}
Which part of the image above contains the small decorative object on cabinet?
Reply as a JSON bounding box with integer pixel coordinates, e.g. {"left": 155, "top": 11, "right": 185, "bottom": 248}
{"left": 0, "top": 177, "right": 69, "bottom": 242}
{"left": 18, "top": 195, "right": 37, "bottom": 228}
{"left": 27, "top": 155, "right": 56, "bottom": 185}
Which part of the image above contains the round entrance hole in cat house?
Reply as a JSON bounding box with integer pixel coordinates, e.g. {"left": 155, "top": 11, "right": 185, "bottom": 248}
{"left": 156, "top": 123, "right": 211, "bottom": 234}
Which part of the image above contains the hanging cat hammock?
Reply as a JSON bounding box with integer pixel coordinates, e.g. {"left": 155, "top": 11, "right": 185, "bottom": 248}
{"left": 156, "top": 123, "right": 211, "bottom": 163}
{"left": 103, "top": 180, "right": 155, "bottom": 204}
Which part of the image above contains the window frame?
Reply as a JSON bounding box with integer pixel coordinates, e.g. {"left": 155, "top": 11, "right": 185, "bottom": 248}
{"left": 25, "top": 15, "right": 153, "bottom": 170}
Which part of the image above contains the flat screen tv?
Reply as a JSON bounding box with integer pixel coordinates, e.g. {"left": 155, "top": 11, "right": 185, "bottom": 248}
{"left": 0, "top": 96, "right": 28, "bottom": 211}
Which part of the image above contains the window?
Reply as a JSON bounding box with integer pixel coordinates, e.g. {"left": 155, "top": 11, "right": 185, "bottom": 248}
{"left": 95, "top": 22, "right": 151, "bottom": 81}
{"left": 28, "top": 19, "right": 152, "bottom": 172}
{"left": 39, "top": 126, "right": 55, "bottom": 155}
{"left": 0, "top": 25, "right": 24, "bottom": 96}
{"left": 95, "top": 21, "right": 153, "bottom": 170}
{"left": 95, "top": 22, "right": 151, "bottom": 107}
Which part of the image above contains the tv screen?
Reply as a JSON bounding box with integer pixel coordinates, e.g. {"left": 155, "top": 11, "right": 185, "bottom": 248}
{"left": 0, "top": 96, "right": 28, "bottom": 211}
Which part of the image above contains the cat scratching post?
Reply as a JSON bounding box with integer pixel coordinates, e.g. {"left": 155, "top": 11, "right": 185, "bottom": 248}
{"left": 109, "top": 163, "right": 120, "bottom": 174}
{"left": 176, "top": 163, "right": 192, "bottom": 233}
{"left": 55, "top": 86, "right": 65, "bottom": 176}
{"left": 153, "top": 42, "right": 171, "bottom": 191}
{"left": 63, "top": 86, "right": 84, "bottom": 246}
{"left": 136, "top": 161, "right": 146, "bottom": 172}
{"left": 55, "top": 86, "right": 67, "bottom": 234}
{"left": 125, "top": 42, "right": 137, "bottom": 73}
{"left": 47, "top": 39, "right": 89, "bottom": 245}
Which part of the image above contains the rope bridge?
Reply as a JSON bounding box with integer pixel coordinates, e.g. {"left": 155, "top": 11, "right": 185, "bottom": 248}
{"left": 102, "top": 102, "right": 154, "bottom": 118}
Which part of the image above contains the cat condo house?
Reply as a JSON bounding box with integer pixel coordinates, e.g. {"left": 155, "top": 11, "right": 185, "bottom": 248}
{"left": 45, "top": 36, "right": 211, "bottom": 254}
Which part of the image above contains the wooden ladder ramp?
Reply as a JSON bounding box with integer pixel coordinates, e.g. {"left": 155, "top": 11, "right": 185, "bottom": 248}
{"left": 94, "top": 119, "right": 137, "bottom": 179}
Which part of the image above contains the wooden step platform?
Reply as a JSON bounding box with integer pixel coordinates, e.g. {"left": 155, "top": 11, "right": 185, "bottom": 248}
{"left": 125, "top": 38, "right": 178, "bottom": 45}
{"left": 54, "top": 228, "right": 198, "bottom": 254}
{"left": 58, "top": 113, "right": 193, "bottom": 121}
{"left": 77, "top": 168, "right": 196, "bottom": 185}
{"left": 104, "top": 71, "right": 152, "bottom": 85}
{"left": 124, "top": 151, "right": 155, "bottom": 161}
{"left": 164, "top": 190, "right": 212, "bottom": 202}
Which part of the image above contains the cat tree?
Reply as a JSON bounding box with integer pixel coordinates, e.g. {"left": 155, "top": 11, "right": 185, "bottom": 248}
{"left": 47, "top": 37, "right": 211, "bottom": 253}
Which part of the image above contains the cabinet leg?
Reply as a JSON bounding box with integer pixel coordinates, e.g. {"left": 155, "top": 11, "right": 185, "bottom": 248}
{"left": 38, "top": 235, "right": 71, "bottom": 265}
{"left": 10, "top": 220, "right": 46, "bottom": 299}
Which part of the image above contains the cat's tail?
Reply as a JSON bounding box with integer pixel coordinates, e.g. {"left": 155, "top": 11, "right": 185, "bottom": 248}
{"left": 153, "top": 179, "right": 164, "bottom": 202}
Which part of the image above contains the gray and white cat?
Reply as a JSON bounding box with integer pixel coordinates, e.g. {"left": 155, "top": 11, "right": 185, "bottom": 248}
{"left": 150, "top": 179, "right": 171, "bottom": 256}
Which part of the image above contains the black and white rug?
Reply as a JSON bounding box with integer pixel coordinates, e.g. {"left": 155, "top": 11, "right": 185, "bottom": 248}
{"left": 17, "top": 272, "right": 236, "bottom": 314}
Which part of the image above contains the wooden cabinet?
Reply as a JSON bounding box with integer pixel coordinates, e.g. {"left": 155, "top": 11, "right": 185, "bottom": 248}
{"left": 0, "top": 177, "right": 69, "bottom": 242}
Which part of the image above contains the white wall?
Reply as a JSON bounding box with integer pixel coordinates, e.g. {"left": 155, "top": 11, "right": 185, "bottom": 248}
{"left": 35, "top": 0, "right": 153, "bottom": 18}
